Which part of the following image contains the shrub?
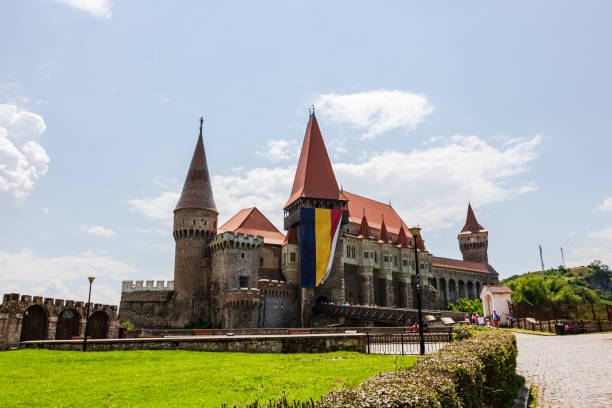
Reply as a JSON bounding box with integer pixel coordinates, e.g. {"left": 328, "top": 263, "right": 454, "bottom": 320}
{"left": 233, "top": 329, "right": 517, "bottom": 408}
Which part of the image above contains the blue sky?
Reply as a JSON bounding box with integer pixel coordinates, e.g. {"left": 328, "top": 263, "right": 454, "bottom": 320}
{"left": 1, "top": 0, "right": 611, "bottom": 305}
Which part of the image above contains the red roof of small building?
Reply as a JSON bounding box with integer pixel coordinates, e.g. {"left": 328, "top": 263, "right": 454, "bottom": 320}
{"left": 284, "top": 114, "right": 341, "bottom": 209}
{"left": 432, "top": 256, "right": 497, "bottom": 275}
{"left": 175, "top": 126, "right": 217, "bottom": 212}
{"left": 218, "top": 207, "right": 285, "bottom": 245}
{"left": 460, "top": 203, "right": 485, "bottom": 233}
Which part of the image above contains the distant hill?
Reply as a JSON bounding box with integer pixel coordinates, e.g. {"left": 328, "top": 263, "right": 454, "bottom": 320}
{"left": 501, "top": 261, "right": 612, "bottom": 304}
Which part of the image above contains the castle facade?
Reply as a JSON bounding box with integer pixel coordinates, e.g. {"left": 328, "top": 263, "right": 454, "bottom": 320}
{"left": 119, "top": 114, "right": 498, "bottom": 329}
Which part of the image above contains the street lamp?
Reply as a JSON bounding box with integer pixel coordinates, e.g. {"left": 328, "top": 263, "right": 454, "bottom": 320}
{"left": 409, "top": 226, "right": 425, "bottom": 356}
{"left": 83, "top": 276, "right": 95, "bottom": 352}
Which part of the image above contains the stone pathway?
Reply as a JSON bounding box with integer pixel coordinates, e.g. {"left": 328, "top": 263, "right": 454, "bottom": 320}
{"left": 515, "top": 332, "right": 612, "bottom": 407}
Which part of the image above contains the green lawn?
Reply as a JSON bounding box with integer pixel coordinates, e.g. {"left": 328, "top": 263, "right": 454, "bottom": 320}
{"left": 0, "top": 349, "right": 417, "bottom": 407}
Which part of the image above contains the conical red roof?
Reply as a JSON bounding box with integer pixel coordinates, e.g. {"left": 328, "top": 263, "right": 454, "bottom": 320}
{"left": 397, "top": 226, "right": 409, "bottom": 247}
{"left": 357, "top": 212, "right": 372, "bottom": 239}
{"left": 284, "top": 114, "right": 340, "bottom": 209}
{"left": 379, "top": 216, "right": 390, "bottom": 243}
{"left": 460, "top": 203, "right": 485, "bottom": 233}
{"left": 175, "top": 125, "right": 216, "bottom": 212}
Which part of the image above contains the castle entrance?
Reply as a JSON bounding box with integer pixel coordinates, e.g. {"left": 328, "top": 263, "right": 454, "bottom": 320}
{"left": 86, "top": 311, "right": 109, "bottom": 339}
{"left": 20, "top": 305, "right": 47, "bottom": 341}
{"left": 55, "top": 309, "right": 81, "bottom": 340}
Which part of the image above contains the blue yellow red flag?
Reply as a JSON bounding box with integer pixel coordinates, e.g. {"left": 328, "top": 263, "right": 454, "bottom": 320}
{"left": 299, "top": 208, "right": 342, "bottom": 288}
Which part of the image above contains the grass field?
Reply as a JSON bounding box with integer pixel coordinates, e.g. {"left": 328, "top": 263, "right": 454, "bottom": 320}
{"left": 0, "top": 349, "right": 417, "bottom": 407}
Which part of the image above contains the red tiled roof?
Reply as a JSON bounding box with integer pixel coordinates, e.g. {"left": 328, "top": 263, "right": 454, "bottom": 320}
{"left": 175, "top": 128, "right": 217, "bottom": 212}
{"left": 283, "top": 225, "right": 298, "bottom": 245}
{"left": 432, "top": 256, "right": 497, "bottom": 275}
{"left": 284, "top": 114, "right": 340, "bottom": 209}
{"left": 460, "top": 203, "right": 485, "bottom": 233}
{"left": 483, "top": 285, "right": 511, "bottom": 294}
{"left": 218, "top": 207, "right": 285, "bottom": 245}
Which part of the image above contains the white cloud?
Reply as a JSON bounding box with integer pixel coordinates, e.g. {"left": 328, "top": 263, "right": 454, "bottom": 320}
{"left": 334, "top": 134, "right": 542, "bottom": 229}
{"left": 598, "top": 197, "right": 612, "bottom": 211}
{"left": 257, "top": 139, "right": 299, "bottom": 162}
{"left": 315, "top": 90, "right": 433, "bottom": 139}
{"left": 128, "top": 191, "right": 180, "bottom": 224}
{"left": 81, "top": 225, "right": 117, "bottom": 237}
{"left": 0, "top": 104, "right": 49, "bottom": 198}
{"left": 0, "top": 248, "right": 140, "bottom": 305}
{"left": 55, "top": 0, "right": 112, "bottom": 19}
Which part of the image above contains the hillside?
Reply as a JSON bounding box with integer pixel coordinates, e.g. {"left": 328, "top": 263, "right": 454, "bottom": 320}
{"left": 501, "top": 261, "right": 612, "bottom": 304}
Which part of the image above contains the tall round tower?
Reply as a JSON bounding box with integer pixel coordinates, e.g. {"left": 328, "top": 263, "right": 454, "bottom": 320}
{"left": 458, "top": 203, "right": 488, "bottom": 264}
{"left": 172, "top": 118, "right": 218, "bottom": 326}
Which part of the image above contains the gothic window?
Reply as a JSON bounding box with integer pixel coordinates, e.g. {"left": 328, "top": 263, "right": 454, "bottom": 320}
{"left": 260, "top": 257, "right": 264, "bottom": 266}
{"left": 351, "top": 247, "right": 355, "bottom": 258}
{"left": 364, "top": 252, "right": 369, "bottom": 259}
{"left": 290, "top": 252, "right": 296, "bottom": 262}
{"left": 346, "top": 246, "right": 350, "bottom": 257}
{"left": 402, "top": 259, "right": 408, "bottom": 267}
{"left": 383, "top": 256, "right": 389, "bottom": 263}
{"left": 239, "top": 276, "right": 249, "bottom": 288}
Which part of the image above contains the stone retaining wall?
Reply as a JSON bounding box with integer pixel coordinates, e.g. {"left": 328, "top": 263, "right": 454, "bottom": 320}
{"left": 20, "top": 333, "right": 367, "bottom": 353}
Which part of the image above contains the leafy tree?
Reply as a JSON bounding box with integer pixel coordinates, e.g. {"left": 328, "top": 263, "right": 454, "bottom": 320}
{"left": 552, "top": 286, "right": 581, "bottom": 303}
{"left": 444, "top": 298, "right": 484, "bottom": 315}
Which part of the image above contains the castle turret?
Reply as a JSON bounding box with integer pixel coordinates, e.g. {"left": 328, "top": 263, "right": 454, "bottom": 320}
{"left": 173, "top": 118, "right": 218, "bottom": 326}
{"left": 284, "top": 111, "right": 347, "bottom": 326}
{"left": 458, "top": 203, "right": 488, "bottom": 264}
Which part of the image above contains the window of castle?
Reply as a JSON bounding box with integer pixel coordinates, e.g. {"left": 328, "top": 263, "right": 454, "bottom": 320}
{"left": 290, "top": 252, "right": 296, "bottom": 262}
{"left": 364, "top": 252, "right": 369, "bottom": 259}
{"left": 383, "top": 256, "right": 389, "bottom": 263}
{"left": 274, "top": 300, "right": 278, "bottom": 308}
{"left": 239, "top": 276, "right": 249, "bottom": 288}
{"left": 351, "top": 247, "right": 355, "bottom": 258}
{"left": 402, "top": 259, "right": 408, "bottom": 266}
{"left": 241, "top": 252, "right": 245, "bottom": 258}
{"left": 260, "top": 257, "right": 263, "bottom": 266}
{"left": 346, "top": 246, "right": 350, "bottom": 257}
{"left": 281, "top": 302, "right": 284, "bottom": 309}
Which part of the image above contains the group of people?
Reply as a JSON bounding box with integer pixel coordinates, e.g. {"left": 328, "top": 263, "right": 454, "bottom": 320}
{"left": 464, "top": 311, "right": 501, "bottom": 328}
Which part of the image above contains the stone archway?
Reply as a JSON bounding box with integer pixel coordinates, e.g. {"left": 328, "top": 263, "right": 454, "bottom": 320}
{"left": 55, "top": 309, "right": 82, "bottom": 340}
{"left": 86, "top": 311, "right": 109, "bottom": 339}
{"left": 449, "top": 279, "right": 457, "bottom": 304}
{"left": 20, "top": 305, "right": 48, "bottom": 341}
{"left": 438, "top": 278, "right": 447, "bottom": 308}
{"left": 476, "top": 282, "right": 481, "bottom": 298}
{"left": 458, "top": 280, "right": 466, "bottom": 300}
{"left": 467, "top": 281, "right": 474, "bottom": 300}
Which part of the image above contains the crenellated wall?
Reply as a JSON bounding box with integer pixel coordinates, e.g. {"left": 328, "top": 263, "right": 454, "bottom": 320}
{"left": 258, "top": 279, "right": 299, "bottom": 328}
{"left": 0, "top": 293, "right": 118, "bottom": 350}
{"left": 224, "top": 288, "right": 263, "bottom": 328}
{"left": 118, "top": 280, "right": 176, "bottom": 329}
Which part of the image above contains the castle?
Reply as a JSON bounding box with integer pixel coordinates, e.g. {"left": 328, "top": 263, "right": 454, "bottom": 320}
{"left": 119, "top": 114, "right": 498, "bottom": 329}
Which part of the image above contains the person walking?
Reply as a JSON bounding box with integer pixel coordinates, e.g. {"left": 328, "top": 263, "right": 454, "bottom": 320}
{"left": 493, "top": 310, "right": 500, "bottom": 328}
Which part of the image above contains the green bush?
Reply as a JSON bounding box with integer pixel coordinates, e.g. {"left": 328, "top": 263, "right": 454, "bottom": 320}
{"left": 233, "top": 328, "right": 517, "bottom": 408}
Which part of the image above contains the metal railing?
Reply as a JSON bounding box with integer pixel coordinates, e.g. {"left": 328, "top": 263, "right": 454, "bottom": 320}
{"left": 313, "top": 303, "right": 442, "bottom": 326}
{"left": 366, "top": 328, "right": 453, "bottom": 355}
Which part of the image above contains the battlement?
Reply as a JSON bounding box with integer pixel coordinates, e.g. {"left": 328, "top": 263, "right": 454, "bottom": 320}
{"left": 1, "top": 293, "right": 116, "bottom": 313}
{"left": 224, "top": 288, "right": 263, "bottom": 309}
{"left": 257, "top": 279, "right": 298, "bottom": 299}
{"left": 209, "top": 231, "right": 264, "bottom": 251}
{"left": 121, "top": 280, "right": 174, "bottom": 292}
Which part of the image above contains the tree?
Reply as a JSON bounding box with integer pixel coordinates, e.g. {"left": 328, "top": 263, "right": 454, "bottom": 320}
{"left": 444, "top": 298, "right": 484, "bottom": 315}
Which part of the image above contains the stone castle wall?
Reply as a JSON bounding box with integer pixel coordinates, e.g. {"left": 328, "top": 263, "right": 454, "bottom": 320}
{"left": 118, "top": 281, "right": 175, "bottom": 329}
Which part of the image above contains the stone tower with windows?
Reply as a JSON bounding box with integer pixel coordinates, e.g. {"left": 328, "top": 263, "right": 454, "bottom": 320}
{"left": 458, "top": 203, "right": 488, "bottom": 264}
{"left": 283, "top": 111, "right": 347, "bottom": 327}
{"left": 172, "top": 118, "right": 218, "bottom": 327}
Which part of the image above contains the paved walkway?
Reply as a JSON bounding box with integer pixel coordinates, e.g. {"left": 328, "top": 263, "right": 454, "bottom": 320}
{"left": 515, "top": 332, "right": 612, "bottom": 407}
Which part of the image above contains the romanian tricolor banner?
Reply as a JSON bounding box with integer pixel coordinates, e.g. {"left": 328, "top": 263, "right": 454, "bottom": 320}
{"left": 300, "top": 208, "right": 343, "bottom": 288}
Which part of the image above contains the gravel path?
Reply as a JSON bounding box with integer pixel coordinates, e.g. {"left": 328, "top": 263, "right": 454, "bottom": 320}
{"left": 515, "top": 332, "right": 612, "bottom": 407}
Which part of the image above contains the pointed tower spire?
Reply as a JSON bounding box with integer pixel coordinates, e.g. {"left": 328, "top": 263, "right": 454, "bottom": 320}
{"left": 175, "top": 118, "right": 217, "bottom": 212}
{"left": 397, "top": 225, "right": 409, "bottom": 247}
{"left": 284, "top": 114, "right": 340, "bottom": 209}
{"left": 461, "top": 202, "right": 485, "bottom": 233}
{"left": 379, "top": 214, "right": 390, "bottom": 243}
{"left": 358, "top": 211, "right": 372, "bottom": 239}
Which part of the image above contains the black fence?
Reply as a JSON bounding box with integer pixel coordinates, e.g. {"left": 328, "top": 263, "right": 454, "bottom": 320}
{"left": 366, "top": 328, "right": 453, "bottom": 355}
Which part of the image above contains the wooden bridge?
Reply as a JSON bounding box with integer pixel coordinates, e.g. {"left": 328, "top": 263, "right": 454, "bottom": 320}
{"left": 313, "top": 304, "right": 444, "bottom": 326}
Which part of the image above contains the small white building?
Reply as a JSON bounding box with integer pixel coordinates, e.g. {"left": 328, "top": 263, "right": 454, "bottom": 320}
{"left": 480, "top": 285, "right": 512, "bottom": 326}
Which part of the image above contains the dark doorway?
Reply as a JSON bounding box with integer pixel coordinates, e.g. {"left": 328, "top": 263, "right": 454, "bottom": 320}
{"left": 86, "top": 311, "right": 109, "bottom": 339}
{"left": 315, "top": 296, "right": 330, "bottom": 304}
{"left": 374, "top": 277, "right": 386, "bottom": 306}
{"left": 20, "top": 305, "right": 48, "bottom": 341}
{"left": 55, "top": 309, "right": 81, "bottom": 340}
